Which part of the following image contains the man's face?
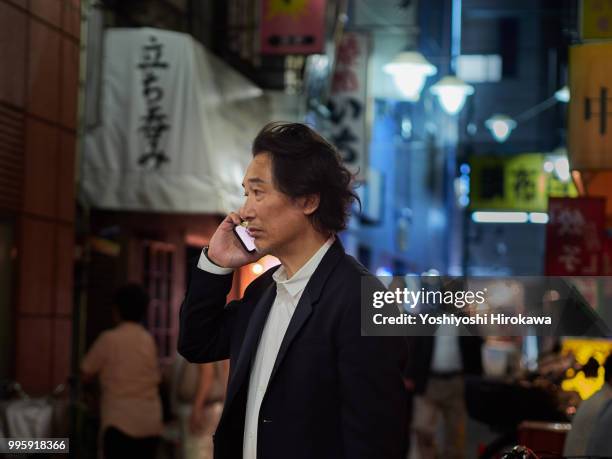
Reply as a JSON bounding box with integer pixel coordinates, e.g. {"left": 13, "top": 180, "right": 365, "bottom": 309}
{"left": 239, "top": 153, "right": 313, "bottom": 255}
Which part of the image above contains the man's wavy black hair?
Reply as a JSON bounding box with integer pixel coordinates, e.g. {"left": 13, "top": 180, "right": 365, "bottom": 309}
{"left": 252, "top": 122, "right": 360, "bottom": 235}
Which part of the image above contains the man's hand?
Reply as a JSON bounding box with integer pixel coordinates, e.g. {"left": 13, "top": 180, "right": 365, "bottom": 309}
{"left": 207, "top": 212, "right": 261, "bottom": 268}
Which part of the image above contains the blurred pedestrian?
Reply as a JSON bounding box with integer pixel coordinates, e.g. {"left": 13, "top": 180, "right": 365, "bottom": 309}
{"left": 586, "top": 395, "right": 612, "bottom": 457}
{"left": 565, "top": 353, "right": 612, "bottom": 457}
{"left": 404, "top": 278, "right": 483, "bottom": 459}
{"left": 173, "top": 356, "right": 229, "bottom": 459}
{"left": 81, "top": 283, "right": 163, "bottom": 459}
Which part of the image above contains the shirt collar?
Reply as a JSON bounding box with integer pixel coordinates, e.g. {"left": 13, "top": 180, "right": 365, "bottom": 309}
{"left": 272, "top": 236, "right": 335, "bottom": 298}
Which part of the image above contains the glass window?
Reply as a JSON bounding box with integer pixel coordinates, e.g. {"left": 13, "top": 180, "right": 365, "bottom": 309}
{"left": 457, "top": 54, "right": 502, "bottom": 83}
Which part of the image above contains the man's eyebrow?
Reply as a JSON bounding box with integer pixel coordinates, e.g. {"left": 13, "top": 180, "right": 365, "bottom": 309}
{"left": 242, "top": 178, "right": 266, "bottom": 187}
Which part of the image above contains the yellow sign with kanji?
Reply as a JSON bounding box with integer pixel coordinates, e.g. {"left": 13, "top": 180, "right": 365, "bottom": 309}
{"left": 470, "top": 153, "right": 578, "bottom": 212}
{"left": 581, "top": 0, "right": 612, "bottom": 40}
{"left": 569, "top": 42, "right": 612, "bottom": 169}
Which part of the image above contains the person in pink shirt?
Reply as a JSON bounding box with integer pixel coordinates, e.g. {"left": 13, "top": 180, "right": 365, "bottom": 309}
{"left": 81, "top": 284, "right": 163, "bottom": 459}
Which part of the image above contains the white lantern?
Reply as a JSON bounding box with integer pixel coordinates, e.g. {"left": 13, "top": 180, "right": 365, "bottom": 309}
{"left": 383, "top": 51, "right": 437, "bottom": 101}
{"left": 430, "top": 75, "right": 474, "bottom": 114}
{"left": 554, "top": 85, "right": 570, "bottom": 103}
{"left": 485, "top": 114, "right": 517, "bottom": 143}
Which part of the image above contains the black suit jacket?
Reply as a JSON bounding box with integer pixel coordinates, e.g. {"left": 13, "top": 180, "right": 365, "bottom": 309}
{"left": 178, "top": 239, "right": 407, "bottom": 459}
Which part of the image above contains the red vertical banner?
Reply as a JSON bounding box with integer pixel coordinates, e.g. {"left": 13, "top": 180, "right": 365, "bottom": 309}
{"left": 545, "top": 197, "right": 606, "bottom": 275}
{"left": 260, "top": 0, "right": 326, "bottom": 55}
{"left": 603, "top": 235, "right": 612, "bottom": 275}
{"left": 328, "top": 32, "right": 370, "bottom": 179}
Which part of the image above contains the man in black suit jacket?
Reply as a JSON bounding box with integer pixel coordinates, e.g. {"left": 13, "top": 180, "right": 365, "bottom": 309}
{"left": 179, "top": 122, "right": 407, "bottom": 459}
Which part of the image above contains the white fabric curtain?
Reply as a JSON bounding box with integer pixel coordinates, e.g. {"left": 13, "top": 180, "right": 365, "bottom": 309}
{"left": 81, "top": 28, "right": 269, "bottom": 214}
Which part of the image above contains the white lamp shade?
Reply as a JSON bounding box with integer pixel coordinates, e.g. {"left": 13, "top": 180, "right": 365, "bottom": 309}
{"left": 485, "top": 114, "right": 517, "bottom": 143}
{"left": 383, "top": 51, "right": 437, "bottom": 101}
{"left": 554, "top": 86, "right": 570, "bottom": 103}
{"left": 430, "top": 75, "right": 474, "bottom": 114}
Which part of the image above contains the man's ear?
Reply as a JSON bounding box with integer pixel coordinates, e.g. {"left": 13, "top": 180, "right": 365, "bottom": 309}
{"left": 299, "top": 194, "right": 320, "bottom": 216}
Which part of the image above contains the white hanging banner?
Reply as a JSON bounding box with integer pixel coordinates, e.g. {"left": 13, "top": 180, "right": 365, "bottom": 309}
{"left": 82, "top": 28, "right": 267, "bottom": 213}
{"left": 328, "top": 31, "right": 371, "bottom": 179}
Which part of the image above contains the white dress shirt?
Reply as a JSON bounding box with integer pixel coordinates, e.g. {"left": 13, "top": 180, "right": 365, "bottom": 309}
{"left": 197, "top": 238, "right": 334, "bottom": 459}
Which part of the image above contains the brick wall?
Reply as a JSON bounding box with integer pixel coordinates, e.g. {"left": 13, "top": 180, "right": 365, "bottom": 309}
{"left": 0, "top": 0, "right": 80, "bottom": 395}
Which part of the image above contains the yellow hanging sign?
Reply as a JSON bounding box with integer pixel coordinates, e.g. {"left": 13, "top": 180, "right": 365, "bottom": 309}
{"left": 581, "top": 0, "right": 612, "bottom": 40}
{"left": 470, "top": 153, "right": 577, "bottom": 212}
{"left": 569, "top": 42, "right": 612, "bottom": 170}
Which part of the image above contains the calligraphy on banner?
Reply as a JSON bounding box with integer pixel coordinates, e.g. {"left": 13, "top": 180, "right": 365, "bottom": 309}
{"left": 569, "top": 43, "right": 612, "bottom": 170}
{"left": 260, "top": 0, "right": 326, "bottom": 55}
{"left": 328, "top": 32, "right": 370, "bottom": 179}
{"left": 138, "top": 36, "right": 170, "bottom": 169}
{"left": 545, "top": 197, "right": 606, "bottom": 275}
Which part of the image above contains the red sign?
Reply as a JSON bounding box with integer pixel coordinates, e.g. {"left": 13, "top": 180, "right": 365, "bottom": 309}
{"left": 545, "top": 197, "right": 606, "bottom": 275}
{"left": 260, "top": 0, "right": 326, "bottom": 55}
{"left": 604, "top": 235, "right": 612, "bottom": 276}
{"left": 328, "top": 32, "right": 370, "bottom": 178}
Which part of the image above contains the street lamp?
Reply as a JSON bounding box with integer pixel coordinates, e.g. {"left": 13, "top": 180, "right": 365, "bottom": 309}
{"left": 554, "top": 85, "right": 570, "bottom": 103}
{"left": 383, "top": 51, "right": 437, "bottom": 101}
{"left": 485, "top": 114, "right": 517, "bottom": 143}
{"left": 430, "top": 75, "right": 474, "bottom": 115}
{"left": 484, "top": 86, "right": 569, "bottom": 142}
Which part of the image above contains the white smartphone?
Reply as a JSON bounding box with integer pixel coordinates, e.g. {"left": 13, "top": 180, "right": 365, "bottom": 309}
{"left": 233, "top": 224, "right": 257, "bottom": 253}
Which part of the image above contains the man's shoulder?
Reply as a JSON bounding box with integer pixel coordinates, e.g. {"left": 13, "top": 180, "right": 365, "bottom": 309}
{"left": 87, "top": 328, "right": 116, "bottom": 354}
{"left": 98, "top": 328, "right": 116, "bottom": 341}
{"left": 335, "top": 252, "right": 373, "bottom": 280}
{"left": 322, "top": 252, "right": 376, "bottom": 300}
{"left": 242, "top": 252, "right": 373, "bottom": 300}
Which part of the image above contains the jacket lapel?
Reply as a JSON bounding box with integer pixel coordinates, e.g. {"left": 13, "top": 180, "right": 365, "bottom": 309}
{"left": 224, "top": 238, "right": 345, "bottom": 410}
{"left": 224, "top": 282, "right": 276, "bottom": 411}
{"left": 267, "top": 290, "right": 313, "bottom": 385}
{"left": 267, "top": 238, "right": 345, "bottom": 387}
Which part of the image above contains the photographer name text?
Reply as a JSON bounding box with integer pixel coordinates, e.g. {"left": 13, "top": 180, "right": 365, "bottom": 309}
{"left": 372, "top": 312, "right": 552, "bottom": 326}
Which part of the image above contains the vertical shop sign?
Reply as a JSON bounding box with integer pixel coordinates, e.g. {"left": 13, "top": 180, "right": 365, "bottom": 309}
{"left": 581, "top": 0, "right": 612, "bottom": 40}
{"left": 545, "top": 197, "right": 606, "bottom": 275}
{"left": 603, "top": 235, "right": 612, "bottom": 275}
{"left": 569, "top": 43, "right": 612, "bottom": 169}
{"left": 470, "top": 154, "right": 577, "bottom": 212}
{"left": 328, "top": 32, "right": 370, "bottom": 178}
{"left": 260, "top": 0, "right": 326, "bottom": 55}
